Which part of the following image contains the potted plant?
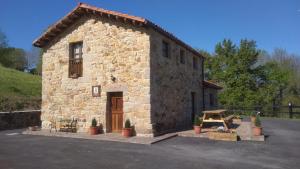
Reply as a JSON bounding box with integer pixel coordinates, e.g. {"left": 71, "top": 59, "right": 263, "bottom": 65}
{"left": 122, "top": 119, "right": 132, "bottom": 138}
{"left": 194, "top": 115, "right": 202, "bottom": 134}
{"left": 250, "top": 112, "right": 256, "bottom": 123}
{"left": 28, "top": 126, "right": 37, "bottom": 131}
{"left": 90, "top": 118, "right": 98, "bottom": 135}
{"left": 253, "top": 115, "right": 262, "bottom": 136}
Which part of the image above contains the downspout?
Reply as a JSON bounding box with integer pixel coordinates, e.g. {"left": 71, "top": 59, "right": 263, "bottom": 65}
{"left": 202, "top": 58, "right": 205, "bottom": 111}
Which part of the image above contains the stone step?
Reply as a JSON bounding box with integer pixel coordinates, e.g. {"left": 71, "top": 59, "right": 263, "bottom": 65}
{"left": 236, "top": 121, "right": 265, "bottom": 141}
{"left": 237, "top": 122, "right": 252, "bottom": 140}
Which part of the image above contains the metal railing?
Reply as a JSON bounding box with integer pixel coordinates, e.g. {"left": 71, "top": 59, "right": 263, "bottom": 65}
{"left": 207, "top": 104, "right": 300, "bottom": 119}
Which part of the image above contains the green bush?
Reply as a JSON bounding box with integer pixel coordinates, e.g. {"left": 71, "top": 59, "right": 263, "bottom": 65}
{"left": 194, "top": 115, "right": 202, "bottom": 126}
{"left": 124, "top": 119, "right": 131, "bottom": 128}
{"left": 91, "top": 118, "right": 97, "bottom": 127}
{"left": 0, "top": 95, "right": 41, "bottom": 112}
{"left": 251, "top": 112, "right": 257, "bottom": 117}
{"left": 254, "top": 115, "right": 261, "bottom": 127}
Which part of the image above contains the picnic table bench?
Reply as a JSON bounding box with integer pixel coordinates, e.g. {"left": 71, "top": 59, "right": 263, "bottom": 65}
{"left": 50, "top": 118, "right": 77, "bottom": 133}
{"left": 202, "top": 109, "right": 234, "bottom": 131}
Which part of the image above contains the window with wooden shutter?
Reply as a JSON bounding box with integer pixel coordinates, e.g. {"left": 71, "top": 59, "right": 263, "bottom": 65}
{"left": 69, "top": 42, "right": 83, "bottom": 78}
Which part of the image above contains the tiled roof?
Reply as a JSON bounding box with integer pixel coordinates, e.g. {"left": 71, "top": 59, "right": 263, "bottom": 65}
{"left": 203, "top": 80, "right": 223, "bottom": 90}
{"left": 33, "top": 3, "right": 203, "bottom": 58}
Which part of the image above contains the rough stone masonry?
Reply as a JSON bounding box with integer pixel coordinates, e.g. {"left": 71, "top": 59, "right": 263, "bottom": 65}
{"left": 36, "top": 4, "right": 204, "bottom": 137}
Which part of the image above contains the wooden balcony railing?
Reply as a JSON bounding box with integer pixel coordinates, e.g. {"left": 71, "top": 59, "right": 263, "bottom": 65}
{"left": 69, "top": 58, "right": 82, "bottom": 78}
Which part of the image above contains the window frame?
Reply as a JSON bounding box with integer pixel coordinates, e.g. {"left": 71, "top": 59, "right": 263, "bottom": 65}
{"left": 193, "top": 56, "right": 198, "bottom": 70}
{"left": 180, "top": 49, "right": 185, "bottom": 64}
{"left": 70, "top": 41, "right": 83, "bottom": 59}
{"left": 162, "top": 40, "right": 170, "bottom": 58}
{"left": 69, "top": 41, "right": 83, "bottom": 78}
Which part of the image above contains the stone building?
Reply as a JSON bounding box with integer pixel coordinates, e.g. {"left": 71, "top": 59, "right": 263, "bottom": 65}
{"left": 33, "top": 3, "right": 220, "bottom": 136}
{"left": 203, "top": 80, "right": 222, "bottom": 110}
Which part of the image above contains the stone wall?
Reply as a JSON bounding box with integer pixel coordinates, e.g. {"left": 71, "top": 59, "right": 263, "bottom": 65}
{"left": 149, "top": 29, "right": 204, "bottom": 135}
{"left": 0, "top": 110, "right": 41, "bottom": 130}
{"left": 42, "top": 15, "right": 152, "bottom": 136}
{"left": 204, "top": 88, "right": 219, "bottom": 110}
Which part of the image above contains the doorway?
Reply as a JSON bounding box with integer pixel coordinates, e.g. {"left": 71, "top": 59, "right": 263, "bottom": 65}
{"left": 107, "top": 92, "right": 123, "bottom": 133}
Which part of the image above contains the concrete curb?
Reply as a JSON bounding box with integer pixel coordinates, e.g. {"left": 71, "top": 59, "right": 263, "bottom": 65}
{"left": 22, "top": 130, "right": 177, "bottom": 145}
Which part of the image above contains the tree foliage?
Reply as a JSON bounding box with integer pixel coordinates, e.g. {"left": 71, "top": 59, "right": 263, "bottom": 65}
{"left": 0, "top": 30, "right": 27, "bottom": 71}
{"left": 202, "top": 39, "right": 295, "bottom": 108}
{"left": 0, "top": 29, "right": 8, "bottom": 48}
{"left": 0, "top": 47, "right": 26, "bottom": 71}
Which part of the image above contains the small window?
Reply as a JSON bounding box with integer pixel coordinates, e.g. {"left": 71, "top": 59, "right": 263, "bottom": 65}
{"left": 162, "top": 41, "right": 169, "bottom": 58}
{"left": 69, "top": 42, "right": 83, "bottom": 78}
{"left": 180, "top": 49, "right": 185, "bottom": 64}
{"left": 193, "top": 57, "right": 198, "bottom": 70}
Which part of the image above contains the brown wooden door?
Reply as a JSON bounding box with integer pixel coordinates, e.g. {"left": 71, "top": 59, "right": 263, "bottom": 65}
{"left": 111, "top": 96, "right": 123, "bottom": 132}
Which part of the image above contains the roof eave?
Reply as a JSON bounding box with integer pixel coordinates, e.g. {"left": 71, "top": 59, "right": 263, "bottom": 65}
{"left": 33, "top": 3, "right": 205, "bottom": 59}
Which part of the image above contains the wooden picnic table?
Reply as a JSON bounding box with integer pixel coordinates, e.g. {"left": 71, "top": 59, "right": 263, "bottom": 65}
{"left": 202, "top": 109, "right": 234, "bottom": 131}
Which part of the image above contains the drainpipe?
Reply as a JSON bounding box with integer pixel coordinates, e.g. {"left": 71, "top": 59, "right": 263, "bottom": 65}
{"left": 201, "top": 58, "right": 205, "bottom": 111}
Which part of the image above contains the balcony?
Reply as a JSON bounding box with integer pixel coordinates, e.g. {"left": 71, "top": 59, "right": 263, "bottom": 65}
{"left": 69, "top": 58, "right": 82, "bottom": 78}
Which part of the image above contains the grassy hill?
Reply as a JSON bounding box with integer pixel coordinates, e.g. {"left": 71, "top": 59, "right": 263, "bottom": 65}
{"left": 0, "top": 65, "right": 41, "bottom": 111}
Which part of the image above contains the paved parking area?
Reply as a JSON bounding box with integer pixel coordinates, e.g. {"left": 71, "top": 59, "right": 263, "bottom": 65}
{"left": 0, "top": 118, "right": 299, "bottom": 169}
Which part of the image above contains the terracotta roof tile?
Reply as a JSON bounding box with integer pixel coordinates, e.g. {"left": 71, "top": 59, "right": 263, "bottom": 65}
{"left": 203, "top": 80, "right": 223, "bottom": 90}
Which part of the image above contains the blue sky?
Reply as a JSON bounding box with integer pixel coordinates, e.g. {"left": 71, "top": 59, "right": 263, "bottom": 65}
{"left": 1, "top": 0, "right": 299, "bottom": 55}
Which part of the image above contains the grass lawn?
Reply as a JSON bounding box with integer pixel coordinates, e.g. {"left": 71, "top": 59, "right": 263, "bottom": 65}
{"left": 0, "top": 65, "right": 41, "bottom": 111}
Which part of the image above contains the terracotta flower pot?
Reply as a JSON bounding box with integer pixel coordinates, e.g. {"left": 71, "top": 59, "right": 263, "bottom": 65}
{"left": 194, "top": 125, "right": 201, "bottom": 134}
{"left": 253, "top": 127, "right": 262, "bottom": 136}
{"left": 28, "top": 126, "right": 36, "bottom": 131}
{"left": 122, "top": 128, "right": 132, "bottom": 138}
{"left": 90, "top": 127, "right": 98, "bottom": 135}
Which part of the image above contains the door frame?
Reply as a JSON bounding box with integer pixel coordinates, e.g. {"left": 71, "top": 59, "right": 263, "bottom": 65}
{"left": 106, "top": 92, "right": 123, "bottom": 133}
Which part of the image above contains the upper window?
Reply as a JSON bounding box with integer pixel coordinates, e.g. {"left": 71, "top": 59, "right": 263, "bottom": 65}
{"left": 193, "top": 57, "right": 198, "bottom": 70}
{"left": 180, "top": 49, "right": 185, "bottom": 64}
{"left": 162, "top": 41, "right": 169, "bottom": 58}
{"left": 69, "top": 42, "right": 83, "bottom": 78}
{"left": 70, "top": 42, "right": 83, "bottom": 59}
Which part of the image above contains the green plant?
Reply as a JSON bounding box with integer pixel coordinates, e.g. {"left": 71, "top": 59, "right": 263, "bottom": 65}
{"left": 251, "top": 112, "right": 257, "bottom": 117}
{"left": 91, "top": 118, "right": 97, "bottom": 127}
{"left": 194, "top": 115, "right": 202, "bottom": 126}
{"left": 124, "top": 119, "right": 131, "bottom": 128}
{"left": 254, "top": 115, "right": 261, "bottom": 127}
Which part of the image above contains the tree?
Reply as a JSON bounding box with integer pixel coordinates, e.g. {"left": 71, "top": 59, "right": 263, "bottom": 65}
{"left": 25, "top": 47, "right": 41, "bottom": 70}
{"left": 198, "top": 49, "right": 213, "bottom": 80}
{"left": 0, "top": 47, "right": 26, "bottom": 70}
{"left": 35, "top": 49, "right": 44, "bottom": 75}
{"left": 257, "top": 61, "right": 289, "bottom": 106}
{"left": 207, "top": 39, "right": 261, "bottom": 107}
{"left": 0, "top": 30, "right": 26, "bottom": 71}
{"left": 203, "top": 39, "right": 286, "bottom": 107}
{"left": 268, "top": 49, "right": 300, "bottom": 105}
{"left": 0, "top": 29, "right": 8, "bottom": 48}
